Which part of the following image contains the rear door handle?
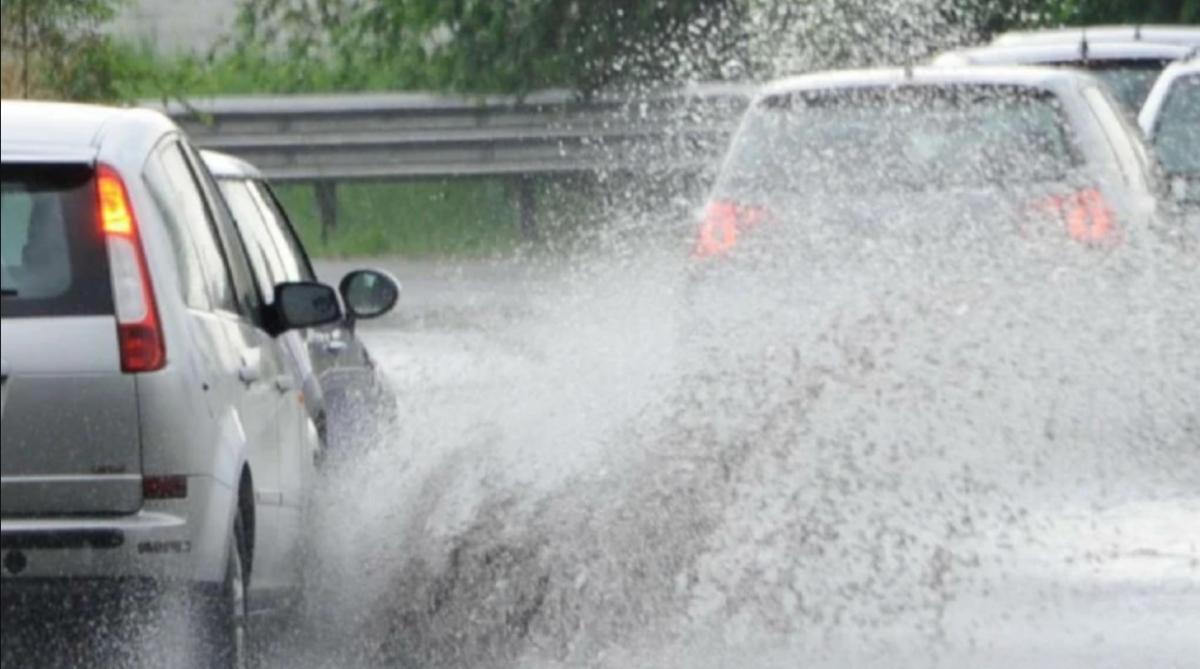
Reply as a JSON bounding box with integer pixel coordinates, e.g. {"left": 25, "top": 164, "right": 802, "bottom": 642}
{"left": 238, "top": 350, "right": 263, "bottom": 384}
{"left": 0, "top": 359, "right": 9, "bottom": 382}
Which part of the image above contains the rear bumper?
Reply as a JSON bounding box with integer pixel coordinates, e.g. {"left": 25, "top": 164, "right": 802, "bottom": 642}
{"left": 0, "top": 577, "right": 161, "bottom": 620}
{"left": 0, "top": 477, "right": 231, "bottom": 588}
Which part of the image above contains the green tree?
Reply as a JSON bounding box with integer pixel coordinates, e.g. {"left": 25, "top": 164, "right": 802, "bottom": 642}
{"left": 1046, "top": 0, "right": 1199, "bottom": 24}
{"left": 0, "top": 0, "right": 127, "bottom": 100}
{"left": 237, "top": 0, "right": 747, "bottom": 95}
{"left": 233, "top": 0, "right": 1197, "bottom": 98}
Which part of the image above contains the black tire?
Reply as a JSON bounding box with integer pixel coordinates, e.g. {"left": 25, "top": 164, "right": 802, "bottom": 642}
{"left": 201, "top": 513, "right": 249, "bottom": 669}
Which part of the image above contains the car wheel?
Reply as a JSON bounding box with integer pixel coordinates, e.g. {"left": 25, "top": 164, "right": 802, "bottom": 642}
{"left": 203, "top": 513, "right": 249, "bottom": 669}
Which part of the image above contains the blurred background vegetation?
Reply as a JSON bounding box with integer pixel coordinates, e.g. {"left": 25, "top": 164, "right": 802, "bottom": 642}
{"left": 5, "top": 0, "right": 1194, "bottom": 106}
{"left": 1, "top": 0, "right": 1195, "bottom": 257}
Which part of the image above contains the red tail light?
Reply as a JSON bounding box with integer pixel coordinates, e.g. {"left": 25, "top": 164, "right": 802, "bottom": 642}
{"left": 143, "top": 476, "right": 188, "bottom": 500}
{"left": 694, "top": 199, "right": 772, "bottom": 258}
{"left": 97, "top": 165, "right": 165, "bottom": 373}
{"left": 1027, "top": 189, "right": 1121, "bottom": 246}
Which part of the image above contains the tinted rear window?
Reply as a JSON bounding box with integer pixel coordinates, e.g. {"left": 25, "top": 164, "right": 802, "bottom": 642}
{"left": 1, "top": 164, "right": 113, "bottom": 318}
{"left": 1156, "top": 74, "right": 1200, "bottom": 175}
{"left": 717, "top": 85, "right": 1079, "bottom": 200}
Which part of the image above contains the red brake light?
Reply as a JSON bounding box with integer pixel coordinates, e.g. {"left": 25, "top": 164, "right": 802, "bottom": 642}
{"left": 1027, "top": 189, "right": 1121, "bottom": 246}
{"left": 694, "top": 200, "right": 772, "bottom": 258}
{"left": 97, "top": 165, "right": 165, "bottom": 373}
{"left": 143, "top": 476, "right": 188, "bottom": 500}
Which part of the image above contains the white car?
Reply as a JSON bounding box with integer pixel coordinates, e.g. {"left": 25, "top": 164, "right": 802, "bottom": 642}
{"left": 1140, "top": 54, "right": 1200, "bottom": 208}
{"left": 0, "top": 101, "right": 387, "bottom": 667}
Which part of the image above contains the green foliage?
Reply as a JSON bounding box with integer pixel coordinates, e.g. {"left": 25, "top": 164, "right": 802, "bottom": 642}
{"left": 274, "top": 180, "right": 524, "bottom": 258}
{"left": 236, "top": 0, "right": 747, "bottom": 95}
{"left": 1043, "top": 0, "right": 1199, "bottom": 24}
{"left": 0, "top": 0, "right": 126, "bottom": 100}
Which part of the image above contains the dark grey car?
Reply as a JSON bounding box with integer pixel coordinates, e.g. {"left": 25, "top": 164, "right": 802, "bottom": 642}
{"left": 201, "top": 151, "right": 401, "bottom": 452}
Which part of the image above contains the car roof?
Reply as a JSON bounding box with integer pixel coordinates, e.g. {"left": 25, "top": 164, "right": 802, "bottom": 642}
{"left": 200, "top": 149, "right": 264, "bottom": 180}
{"left": 992, "top": 25, "right": 1200, "bottom": 48}
{"left": 1, "top": 100, "right": 176, "bottom": 162}
{"left": 933, "top": 41, "right": 1193, "bottom": 67}
{"left": 758, "top": 66, "right": 1088, "bottom": 99}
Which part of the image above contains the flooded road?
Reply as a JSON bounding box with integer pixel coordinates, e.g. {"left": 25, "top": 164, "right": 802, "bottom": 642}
{"left": 3, "top": 247, "right": 1196, "bottom": 669}
{"left": 256, "top": 251, "right": 1199, "bottom": 669}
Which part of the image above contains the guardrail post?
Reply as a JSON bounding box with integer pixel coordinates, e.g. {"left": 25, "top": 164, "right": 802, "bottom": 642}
{"left": 515, "top": 175, "right": 538, "bottom": 242}
{"left": 314, "top": 181, "right": 338, "bottom": 244}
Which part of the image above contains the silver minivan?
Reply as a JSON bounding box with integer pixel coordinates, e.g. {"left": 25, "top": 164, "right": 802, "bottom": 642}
{"left": 0, "top": 101, "right": 369, "bottom": 666}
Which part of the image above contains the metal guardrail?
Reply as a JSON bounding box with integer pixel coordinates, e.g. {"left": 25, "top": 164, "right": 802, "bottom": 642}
{"left": 144, "top": 83, "right": 757, "bottom": 237}
{"left": 149, "top": 83, "right": 757, "bottom": 183}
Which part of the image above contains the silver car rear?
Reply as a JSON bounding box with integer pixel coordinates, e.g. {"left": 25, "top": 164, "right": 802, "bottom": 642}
{"left": 1, "top": 161, "right": 144, "bottom": 517}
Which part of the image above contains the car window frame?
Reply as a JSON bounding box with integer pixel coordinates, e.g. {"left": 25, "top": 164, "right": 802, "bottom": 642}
{"left": 252, "top": 180, "right": 318, "bottom": 283}
{"left": 0, "top": 163, "right": 115, "bottom": 319}
{"left": 218, "top": 177, "right": 292, "bottom": 306}
{"left": 175, "top": 141, "right": 269, "bottom": 327}
{"left": 149, "top": 138, "right": 244, "bottom": 315}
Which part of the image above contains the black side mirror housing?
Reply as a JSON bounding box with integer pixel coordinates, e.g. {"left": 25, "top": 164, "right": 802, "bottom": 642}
{"left": 273, "top": 282, "right": 343, "bottom": 334}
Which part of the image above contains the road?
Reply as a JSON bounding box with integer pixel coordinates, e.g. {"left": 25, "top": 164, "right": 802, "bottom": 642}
{"left": 258, "top": 253, "right": 1198, "bottom": 669}
{"left": 3, "top": 251, "right": 1196, "bottom": 669}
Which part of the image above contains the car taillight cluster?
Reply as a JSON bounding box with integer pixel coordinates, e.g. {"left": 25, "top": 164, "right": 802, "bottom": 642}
{"left": 98, "top": 165, "right": 165, "bottom": 374}
{"left": 693, "top": 199, "right": 773, "bottom": 258}
{"left": 1026, "top": 188, "right": 1122, "bottom": 247}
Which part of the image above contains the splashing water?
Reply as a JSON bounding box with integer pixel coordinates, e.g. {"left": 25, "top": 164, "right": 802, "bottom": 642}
{"left": 250, "top": 185, "right": 1200, "bottom": 669}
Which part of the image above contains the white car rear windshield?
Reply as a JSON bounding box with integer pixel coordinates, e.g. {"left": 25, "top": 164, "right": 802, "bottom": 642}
{"left": 717, "top": 85, "right": 1080, "bottom": 200}
{"left": 1, "top": 164, "right": 113, "bottom": 318}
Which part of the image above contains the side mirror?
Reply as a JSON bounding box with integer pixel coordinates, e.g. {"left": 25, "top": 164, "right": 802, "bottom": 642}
{"left": 339, "top": 269, "right": 401, "bottom": 324}
{"left": 274, "top": 282, "right": 343, "bottom": 333}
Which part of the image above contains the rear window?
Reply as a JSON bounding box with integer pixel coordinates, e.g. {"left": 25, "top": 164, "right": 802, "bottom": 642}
{"left": 717, "top": 85, "right": 1080, "bottom": 201}
{"left": 1080, "top": 61, "right": 1173, "bottom": 112}
{"left": 1156, "top": 74, "right": 1200, "bottom": 175}
{"left": 1, "top": 164, "right": 113, "bottom": 318}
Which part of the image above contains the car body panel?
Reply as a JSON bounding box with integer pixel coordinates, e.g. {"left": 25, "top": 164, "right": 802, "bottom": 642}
{"left": 0, "top": 317, "right": 142, "bottom": 517}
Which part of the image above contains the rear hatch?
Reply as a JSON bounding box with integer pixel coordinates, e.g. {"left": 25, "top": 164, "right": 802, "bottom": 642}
{"left": 697, "top": 82, "right": 1127, "bottom": 262}
{"left": 1, "top": 162, "right": 142, "bottom": 517}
